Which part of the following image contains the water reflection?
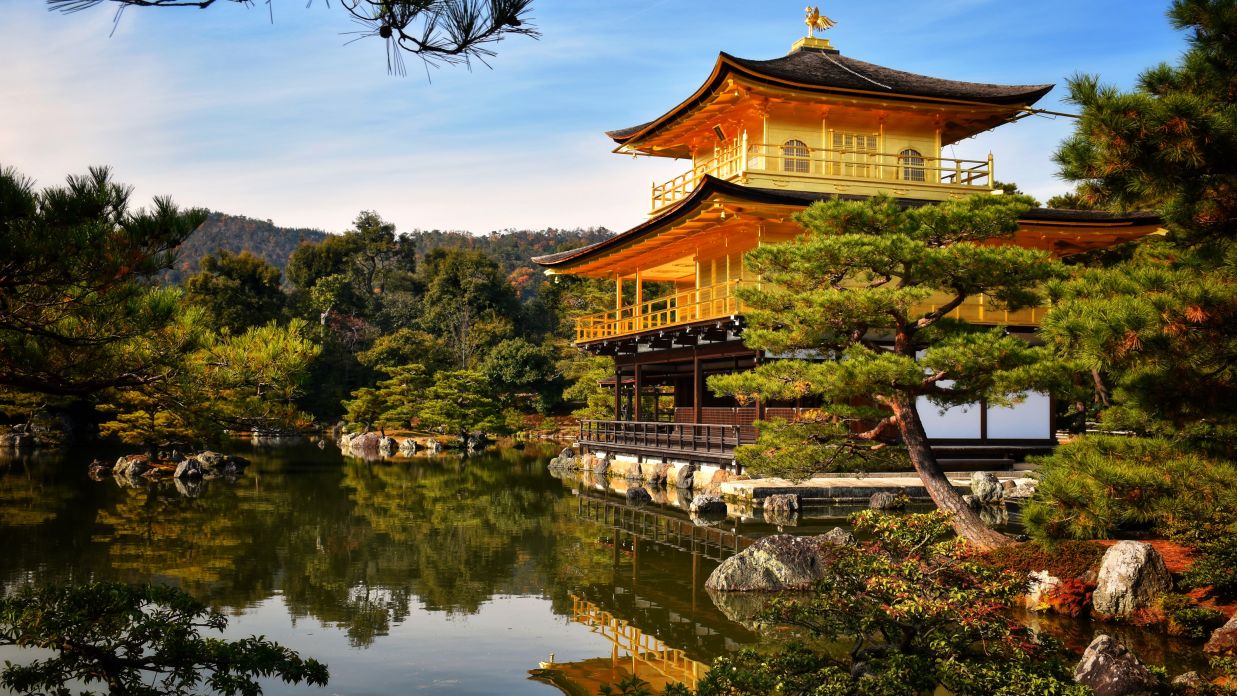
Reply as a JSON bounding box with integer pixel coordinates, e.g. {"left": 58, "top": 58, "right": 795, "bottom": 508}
{"left": 531, "top": 596, "right": 709, "bottom": 693}
{"left": 0, "top": 442, "right": 755, "bottom": 693}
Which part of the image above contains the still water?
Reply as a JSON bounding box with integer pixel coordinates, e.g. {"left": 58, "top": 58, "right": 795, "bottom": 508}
{"left": 0, "top": 441, "right": 774, "bottom": 695}
{"left": 0, "top": 441, "right": 1210, "bottom": 694}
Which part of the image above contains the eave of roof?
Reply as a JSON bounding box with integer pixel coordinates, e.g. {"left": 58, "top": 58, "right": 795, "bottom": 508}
{"left": 531, "top": 177, "right": 1161, "bottom": 269}
{"left": 607, "top": 49, "right": 1053, "bottom": 148}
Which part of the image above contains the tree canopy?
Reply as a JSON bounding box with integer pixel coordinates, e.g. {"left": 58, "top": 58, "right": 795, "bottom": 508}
{"left": 710, "top": 194, "right": 1063, "bottom": 548}
{"left": 1044, "top": 0, "right": 1237, "bottom": 454}
{"left": 0, "top": 165, "right": 206, "bottom": 397}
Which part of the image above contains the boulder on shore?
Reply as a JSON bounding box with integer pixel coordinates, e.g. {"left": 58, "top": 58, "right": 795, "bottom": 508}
{"left": 705, "top": 534, "right": 844, "bottom": 592}
{"left": 1092, "top": 541, "right": 1172, "bottom": 617}
{"left": 1073, "top": 634, "right": 1157, "bottom": 696}
{"left": 1025, "top": 570, "right": 1061, "bottom": 611}
{"left": 822, "top": 527, "right": 856, "bottom": 546}
{"left": 970, "top": 471, "right": 1003, "bottom": 503}
{"left": 689, "top": 494, "right": 727, "bottom": 516}
{"left": 1205, "top": 613, "right": 1237, "bottom": 656}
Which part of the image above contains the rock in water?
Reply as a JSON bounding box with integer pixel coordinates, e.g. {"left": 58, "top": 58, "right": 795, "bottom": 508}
{"left": 970, "top": 471, "right": 1003, "bottom": 503}
{"left": 378, "top": 436, "right": 397, "bottom": 455}
{"left": 1073, "top": 634, "right": 1157, "bottom": 696}
{"left": 398, "top": 438, "right": 417, "bottom": 456}
{"left": 674, "top": 464, "right": 696, "bottom": 490}
{"left": 174, "top": 459, "right": 204, "bottom": 480}
{"left": 1092, "top": 541, "right": 1172, "bottom": 617}
{"left": 625, "top": 487, "right": 652, "bottom": 506}
{"left": 689, "top": 494, "right": 727, "bottom": 515}
{"left": 869, "top": 491, "right": 904, "bottom": 510}
{"left": 592, "top": 454, "right": 610, "bottom": 475}
{"left": 648, "top": 462, "right": 673, "bottom": 487}
{"left": 427, "top": 439, "right": 444, "bottom": 455}
{"left": 705, "top": 534, "right": 840, "bottom": 592}
{"left": 1205, "top": 613, "right": 1237, "bottom": 656}
{"left": 112, "top": 455, "right": 150, "bottom": 479}
{"left": 764, "top": 494, "right": 800, "bottom": 515}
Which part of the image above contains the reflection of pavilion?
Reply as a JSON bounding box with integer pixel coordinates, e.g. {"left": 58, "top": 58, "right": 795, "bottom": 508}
{"left": 529, "top": 596, "right": 710, "bottom": 693}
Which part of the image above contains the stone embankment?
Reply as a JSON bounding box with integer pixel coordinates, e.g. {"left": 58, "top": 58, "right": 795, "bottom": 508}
{"left": 335, "top": 430, "right": 482, "bottom": 458}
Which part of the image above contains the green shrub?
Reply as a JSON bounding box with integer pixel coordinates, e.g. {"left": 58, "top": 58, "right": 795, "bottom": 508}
{"left": 1024, "top": 436, "right": 1237, "bottom": 541}
{"left": 1160, "top": 593, "right": 1227, "bottom": 640}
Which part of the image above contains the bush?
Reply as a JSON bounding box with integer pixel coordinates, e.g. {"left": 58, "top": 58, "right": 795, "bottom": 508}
{"left": 1160, "top": 593, "right": 1227, "bottom": 640}
{"left": 982, "top": 539, "right": 1106, "bottom": 579}
{"left": 1024, "top": 436, "right": 1237, "bottom": 541}
{"left": 1044, "top": 578, "right": 1096, "bottom": 618}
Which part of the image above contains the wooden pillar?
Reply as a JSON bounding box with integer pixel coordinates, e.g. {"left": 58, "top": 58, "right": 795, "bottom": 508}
{"left": 633, "top": 363, "right": 643, "bottom": 422}
{"left": 753, "top": 350, "right": 764, "bottom": 422}
{"left": 615, "top": 275, "right": 623, "bottom": 310}
{"left": 634, "top": 268, "right": 644, "bottom": 329}
{"left": 614, "top": 364, "right": 623, "bottom": 421}
{"left": 693, "top": 353, "right": 703, "bottom": 425}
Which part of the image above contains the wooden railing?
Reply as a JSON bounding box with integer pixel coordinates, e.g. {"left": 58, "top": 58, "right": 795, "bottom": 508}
{"left": 651, "top": 138, "right": 745, "bottom": 211}
{"left": 579, "top": 420, "right": 751, "bottom": 459}
{"left": 575, "top": 279, "right": 744, "bottom": 343}
{"left": 574, "top": 279, "right": 1044, "bottom": 343}
{"left": 650, "top": 140, "right": 993, "bottom": 211}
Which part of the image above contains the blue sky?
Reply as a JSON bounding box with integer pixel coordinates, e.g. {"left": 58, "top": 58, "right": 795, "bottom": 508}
{"left": 0, "top": 1, "right": 1186, "bottom": 235}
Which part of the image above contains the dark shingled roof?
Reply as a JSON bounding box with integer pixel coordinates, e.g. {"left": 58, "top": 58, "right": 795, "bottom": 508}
{"left": 726, "top": 50, "right": 1053, "bottom": 106}
{"left": 607, "top": 47, "right": 1053, "bottom": 145}
{"left": 531, "top": 177, "right": 1160, "bottom": 268}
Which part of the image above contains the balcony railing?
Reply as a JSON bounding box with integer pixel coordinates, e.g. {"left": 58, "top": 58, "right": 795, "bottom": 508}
{"left": 579, "top": 420, "right": 750, "bottom": 460}
{"left": 651, "top": 139, "right": 993, "bottom": 211}
{"left": 576, "top": 279, "right": 1045, "bottom": 343}
{"left": 576, "top": 279, "right": 744, "bottom": 343}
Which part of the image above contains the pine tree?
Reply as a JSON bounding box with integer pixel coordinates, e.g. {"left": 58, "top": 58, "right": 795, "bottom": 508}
{"left": 0, "top": 166, "right": 206, "bottom": 396}
{"left": 710, "top": 194, "right": 1064, "bottom": 549}
{"left": 1046, "top": 0, "right": 1237, "bottom": 454}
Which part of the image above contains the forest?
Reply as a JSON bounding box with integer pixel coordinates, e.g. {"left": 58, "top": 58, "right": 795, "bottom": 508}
{"left": 0, "top": 174, "right": 615, "bottom": 452}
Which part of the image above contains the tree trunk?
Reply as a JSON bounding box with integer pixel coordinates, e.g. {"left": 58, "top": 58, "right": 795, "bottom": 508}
{"left": 889, "top": 394, "right": 1013, "bottom": 550}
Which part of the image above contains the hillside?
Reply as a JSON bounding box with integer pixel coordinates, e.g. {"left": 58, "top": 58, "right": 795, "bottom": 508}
{"left": 402, "top": 227, "right": 613, "bottom": 277}
{"left": 164, "top": 212, "right": 329, "bottom": 285}
{"left": 165, "top": 215, "right": 613, "bottom": 287}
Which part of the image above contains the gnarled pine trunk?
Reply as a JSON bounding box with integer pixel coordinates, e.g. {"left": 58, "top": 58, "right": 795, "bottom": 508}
{"left": 889, "top": 393, "right": 1013, "bottom": 550}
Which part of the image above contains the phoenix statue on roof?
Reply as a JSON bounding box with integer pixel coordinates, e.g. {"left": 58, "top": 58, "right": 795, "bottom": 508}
{"left": 804, "top": 6, "right": 837, "bottom": 37}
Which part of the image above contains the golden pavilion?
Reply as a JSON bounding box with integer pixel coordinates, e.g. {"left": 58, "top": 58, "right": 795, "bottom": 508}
{"left": 533, "top": 11, "right": 1160, "bottom": 470}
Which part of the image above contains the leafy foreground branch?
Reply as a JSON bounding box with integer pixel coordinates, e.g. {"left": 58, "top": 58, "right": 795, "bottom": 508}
{"left": 0, "top": 582, "right": 328, "bottom": 695}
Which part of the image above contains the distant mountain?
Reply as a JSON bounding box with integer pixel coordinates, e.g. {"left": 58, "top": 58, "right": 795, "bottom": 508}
{"left": 164, "top": 212, "right": 329, "bottom": 285}
{"left": 402, "top": 227, "right": 613, "bottom": 277}
{"left": 164, "top": 214, "right": 613, "bottom": 288}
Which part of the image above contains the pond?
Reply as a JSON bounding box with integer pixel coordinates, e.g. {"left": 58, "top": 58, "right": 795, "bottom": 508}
{"left": 0, "top": 441, "right": 770, "bottom": 695}
{"left": 0, "top": 441, "right": 1210, "bottom": 694}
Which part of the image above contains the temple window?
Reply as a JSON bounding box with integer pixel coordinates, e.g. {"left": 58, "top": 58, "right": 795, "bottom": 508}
{"left": 900, "top": 148, "right": 926, "bottom": 182}
{"left": 781, "top": 139, "right": 810, "bottom": 173}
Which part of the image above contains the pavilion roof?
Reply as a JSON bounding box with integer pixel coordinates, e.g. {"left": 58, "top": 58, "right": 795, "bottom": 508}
{"left": 607, "top": 47, "right": 1054, "bottom": 148}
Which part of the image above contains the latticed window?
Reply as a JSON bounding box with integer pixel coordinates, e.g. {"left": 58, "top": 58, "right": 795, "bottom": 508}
{"left": 781, "top": 139, "right": 810, "bottom": 173}
{"left": 830, "top": 131, "right": 878, "bottom": 178}
{"left": 899, "top": 148, "right": 926, "bottom": 182}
